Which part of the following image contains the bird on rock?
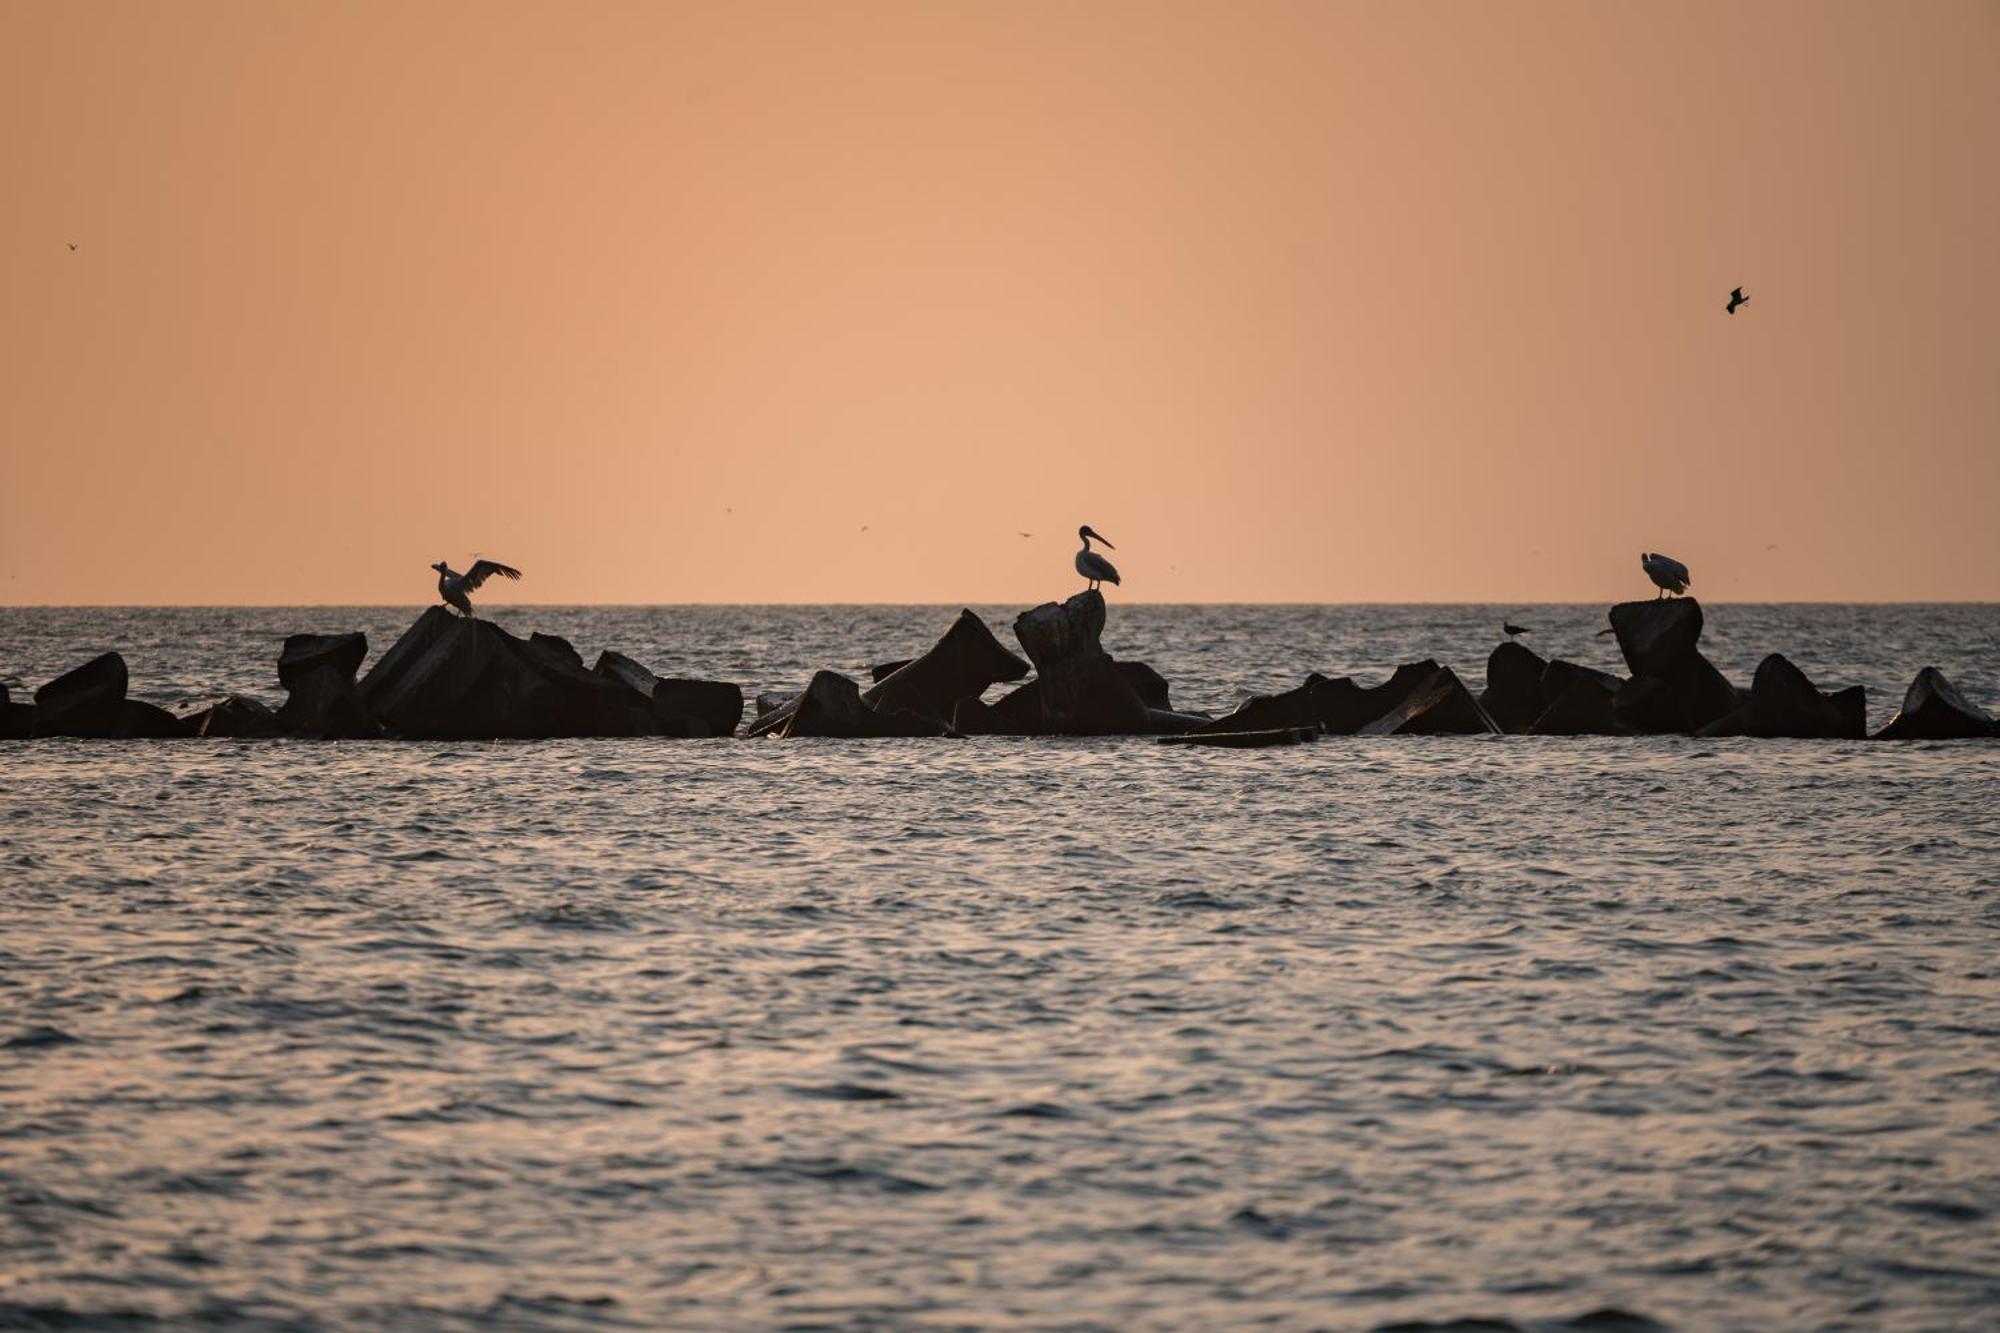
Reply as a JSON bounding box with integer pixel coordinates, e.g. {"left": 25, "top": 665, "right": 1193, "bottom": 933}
{"left": 1641, "top": 552, "right": 1691, "bottom": 598}
{"left": 432, "top": 558, "right": 522, "bottom": 617}
{"left": 1075, "top": 526, "right": 1120, "bottom": 592}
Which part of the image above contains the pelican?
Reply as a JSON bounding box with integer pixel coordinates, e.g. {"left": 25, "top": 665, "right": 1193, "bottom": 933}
{"left": 432, "top": 558, "right": 522, "bottom": 617}
{"left": 1075, "top": 525, "right": 1120, "bottom": 591}
{"left": 1726, "top": 286, "right": 1748, "bottom": 315}
{"left": 1641, "top": 551, "right": 1691, "bottom": 598}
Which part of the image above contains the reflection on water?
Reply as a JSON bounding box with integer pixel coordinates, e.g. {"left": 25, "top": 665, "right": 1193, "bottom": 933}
{"left": 1, "top": 606, "right": 1997, "bottom": 1329}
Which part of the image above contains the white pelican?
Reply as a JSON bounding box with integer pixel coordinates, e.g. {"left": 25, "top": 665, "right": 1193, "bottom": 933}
{"left": 432, "top": 558, "right": 522, "bottom": 617}
{"left": 1075, "top": 525, "right": 1121, "bottom": 591}
{"left": 1641, "top": 551, "right": 1691, "bottom": 598}
{"left": 1725, "top": 286, "right": 1748, "bottom": 315}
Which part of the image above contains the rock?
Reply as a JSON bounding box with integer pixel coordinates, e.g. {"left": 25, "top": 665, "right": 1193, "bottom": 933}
{"left": 1117, "top": 661, "right": 1175, "bottom": 712}
{"left": 1539, "top": 659, "right": 1624, "bottom": 709}
{"left": 755, "top": 690, "right": 798, "bottom": 719}
{"left": 178, "top": 695, "right": 287, "bottom": 738}
{"left": 359, "top": 607, "right": 653, "bottom": 739}
{"left": 952, "top": 681, "right": 1044, "bottom": 736}
{"left": 1697, "top": 654, "right": 1865, "bottom": 740}
{"left": 1011, "top": 591, "right": 1152, "bottom": 735}
{"left": 868, "top": 659, "right": 911, "bottom": 684}
{"left": 1874, "top": 667, "right": 1995, "bottom": 740}
{"left": 32, "top": 652, "right": 128, "bottom": 738}
{"left": 861, "top": 610, "right": 1030, "bottom": 723}
{"left": 115, "top": 699, "right": 189, "bottom": 739}
{"left": 1480, "top": 641, "right": 1549, "bottom": 734}
{"left": 1196, "top": 661, "right": 1439, "bottom": 737}
{"left": 593, "top": 651, "right": 745, "bottom": 737}
{"left": 1147, "top": 707, "right": 1214, "bottom": 734}
{"left": 654, "top": 678, "right": 744, "bottom": 737}
{"left": 1603, "top": 599, "right": 1737, "bottom": 732}
{"left": 277, "top": 632, "right": 378, "bottom": 739}
{"left": 1609, "top": 598, "right": 1705, "bottom": 678}
{"left": 1357, "top": 666, "right": 1500, "bottom": 736}
{"left": 1, "top": 683, "right": 32, "bottom": 740}
{"left": 1826, "top": 686, "right": 1868, "bottom": 740}
{"left": 1159, "top": 726, "right": 1319, "bottom": 748}
{"left": 1529, "top": 677, "right": 1632, "bottom": 736}
{"left": 770, "top": 670, "right": 945, "bottom": 739}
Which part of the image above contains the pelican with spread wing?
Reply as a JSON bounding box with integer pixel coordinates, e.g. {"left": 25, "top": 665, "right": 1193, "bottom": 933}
{"left": 432, "top": 558, "right": 522, "bottom": 617}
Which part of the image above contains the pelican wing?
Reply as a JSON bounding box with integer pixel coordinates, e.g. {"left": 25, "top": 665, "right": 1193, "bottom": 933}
{"left": 1081, "top": 550, "right": 1121, "bottom": 585}
{"left": 462, "top": 559, "right": 522, "bottom": 590}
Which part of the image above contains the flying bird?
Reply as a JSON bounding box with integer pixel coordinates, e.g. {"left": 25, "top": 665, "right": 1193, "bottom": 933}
{"left": 432, "top": 558, "right": 522, "bottom": 617}
{"left": 1503, "top": 622, "right": 1530, "bottom": 638}
{"left": 1075, "top": 525, "right": 1120, "bottom": 591}
{"left": 1641, "top": 551, "right": 1691, "bottom": 598}
{"left": 1017, "top": 532, "right": 1033, "bottom": 539}
{"left": 67, "top": 243, "right": 78, "bottom": 252}
{"left": 1726, "top": 286, "right": 1748, "bottom": 315}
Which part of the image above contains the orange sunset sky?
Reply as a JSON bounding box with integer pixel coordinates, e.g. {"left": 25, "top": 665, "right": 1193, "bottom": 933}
{"left": 3, "top": 1, "right": 1995, "bottom": 605}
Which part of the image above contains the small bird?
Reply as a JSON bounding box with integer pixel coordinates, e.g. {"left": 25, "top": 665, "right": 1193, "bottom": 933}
{"left": 432, "top": 558, "right": 522, "bottom": 617}
{"left": 1075, "top": 525, "right": 1120, "bottom": 591}
{"left": 1641, "top": 551, "right": 1691, "bottom": 598}
{"left": 1017, "top": 532, "right": 1033, "bottom": 539}
{"left": 67, "top": 243, "right": 78, "bottom": 252}
{"left": 1726, "top": 286, "right": 1748, "bottom": 315}
{"left": 1503, "top": 622, "right": 1530, "bottom": 638}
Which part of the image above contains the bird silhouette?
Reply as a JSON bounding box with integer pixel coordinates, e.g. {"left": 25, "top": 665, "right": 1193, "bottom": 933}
{"left": 1726, "top": 286, "right": 1748, "bottom": 314}
{"left": 1503, "top": 622, "right": 1530, "bottom": 638}
{"left": 67, "top": 243, "right": 78, "bottom": 251}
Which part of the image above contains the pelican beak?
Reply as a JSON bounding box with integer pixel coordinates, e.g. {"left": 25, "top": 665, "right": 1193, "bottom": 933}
{"left": 1091, "top": 529, "right": 1115, "bottom": 549}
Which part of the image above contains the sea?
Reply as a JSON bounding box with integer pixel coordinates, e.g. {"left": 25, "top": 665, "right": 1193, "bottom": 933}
{"left": 2, "top": 603, "right": 1996, "bottom": 1332}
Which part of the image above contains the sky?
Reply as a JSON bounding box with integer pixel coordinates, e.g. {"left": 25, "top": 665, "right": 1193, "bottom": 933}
{"left": 3, "top": 1, "right": 1995, "bottom": 605}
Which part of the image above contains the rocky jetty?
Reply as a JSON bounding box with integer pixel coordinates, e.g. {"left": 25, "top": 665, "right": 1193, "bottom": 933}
{"left": 2, "top": 594, "right": 1991, "bottom": 746}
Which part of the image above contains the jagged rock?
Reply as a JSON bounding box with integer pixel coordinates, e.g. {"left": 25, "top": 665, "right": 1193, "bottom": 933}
{"left": 868, "top": 659, "right": 911, "bottom": 684}
{"left": 1011, "top": 591, "right": 1152, "bottom": 735}
{"left": 1117, "top": 661, "right": 1175, "bottom": 712}
{"left": 592, "top": 651, "right": 744, "bottom": 737}
{"left": 1698, "top": 654, "right": 1865, "bottom": 740}
{"left": 755, "top": 690, "right": 797, "bottom": 719}
{"left": 1874, "top": 667, "right": 1995, "bottom": 740}
{"left": 1, "top": 683, "right": 32, "bottom": 740}
{"left": 1529, "top": 677, "right": 1632, "bottom": 736}
{"left": 1609, "top": 599, "right": 1705, "bottom": 678}
{"left": 1357, "top": 666, "right": 1500, "bottom": 736}
{"left": 1540, "top": 659, "right": 1624, "bottom": 708}
{"left": 32, "top": 652, "right": 128, "bottom": 738}
{"left": 861, "top": 610, "right": 1030, "bottom": 723}
{"left": 116, "top": 699, "right": 188, "bottom": 739}
{"left": 1604, "top": 598, "right": 1738, "bottom": 733}
{"left": 276, "top": 632, "right": 378, "bottom": 739}
{"left": 178, "top": 695, "right": 287, "bottom": 738}
{"left": 770, "top": 670, "right": 945, "bottom": 738}
{"left": 1826, "top": 686, "right": 1868, "bottom": 739}
{"left": 1480, "top": 641, "right": 1549, "bottom": 734}
{"left": 1196, "top": 661, "right": 1439, "bottom": 737}
{"left": 359, "top": 607, "right": 652, "bottom": 739}
{"left": 654, "top": 679, "right": 744, "bottom": 737}
{"left": 1159, "top": 725, "right": 1319, "bottom": 748}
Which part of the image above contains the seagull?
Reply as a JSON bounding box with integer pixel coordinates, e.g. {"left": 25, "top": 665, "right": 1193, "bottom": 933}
{"left": 1641, "top": 551, "right": 1691, "bottom": 598}
{"left": 1075, "top": 525, "right": 1121, "bottom": 591}
{"left": 1503, "top": 622, "right": 1530, "bottom": 638}
{"left": 1726, "top": 286, "right": 1748, "bottom": 315}
{"left": 432, "top": 558, "right": 521, "bottom": 617}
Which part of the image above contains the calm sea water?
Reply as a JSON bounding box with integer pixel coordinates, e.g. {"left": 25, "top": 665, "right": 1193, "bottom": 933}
{"left": 2, "top": 604, "right": 1997, "bottom": 1332}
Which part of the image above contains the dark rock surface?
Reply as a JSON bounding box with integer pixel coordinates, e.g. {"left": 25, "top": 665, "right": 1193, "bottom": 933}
{"left": 33, "top": 652, "right": 129, "bottom": 738}
{"left": 1117, "top": 661, "right": 1175, "bottom": 712}
{"left": 861, "top": 610, "right": 1029, "bottom": 723}
{"left": 1357, "top": 666, "right": 1500, "bottom": 736}
{"left": 1011, "top": 591, "right": 1152, "bottom": 735}
{"left": 115, "top": 699, "right": 189, "bottom": 739}
{"left": 1606, "top": 599, "right": 1738, "bottom": 733}
{"left": 1529, "top": 676, "right": 1632, "bottom": 736}
{"left": 1874, "top": 667, "right": 1995, "bottom": 740}
{"left": 1697, "top": 654, "right": 1865, "bottom": 740}
{"left": 178, "top": 695, "right": 287, "bottom": 738}
{"left": 1, "top": 683, "right": 32, "bottom": 740}
{"left": 277, "top": 632, "right": 378, "bottom": 739}
{"left": 654, "top": 679, "right": 744, "bottom": 738}
{"left": 770, "top": 670, "right": 946, "bottom": 739}
{"left": 1609, "top": 599, "right": 1705, "bottom": 678}
{"left": 360, "top": 607, "right": 653, "bottom": 739}
{"left": 1195, "top": 662, "right": 1440, "bottom": 738}
{"left": 1480, "top": 641, "right": 1549, "bottom": 734}
{"left": 868, "top": 660, "right": 912, "bottom": 684}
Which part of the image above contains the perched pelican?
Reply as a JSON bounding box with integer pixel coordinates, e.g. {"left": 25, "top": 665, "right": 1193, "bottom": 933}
{"left": 1503, "top": 622, "right": 1530, "bottom": 638}
{"left": 1726, "top": 286, "right": 1748, "bottom": 315}
{"left": 1075, "top": 525, "right": 1120, "bottom": 591}
{"left": 432, "top": 558, "right": 522, "bottom": 617}
{"left": 1641, "top": 551, "right": 1691, "bottom": 598}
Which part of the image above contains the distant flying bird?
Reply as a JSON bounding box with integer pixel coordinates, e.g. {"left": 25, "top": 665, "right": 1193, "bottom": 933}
{"left": 432, "top": 558, "right": 521, "bottom": 617}
{"left": 1726, "top": 286, "right": 1748, "bottom": 315}
{"left": 1017, "top": 531, "right": 1033, "bottom": 538}
{"left": 67, "top": 243, "right": 78, "bottom": 252}
{"left": 1503, "top": 622, "right": 1530, "bottom": 638}
{"left": 1641, "top": 551, "right": 1691, "bottom": 598}
{"left": 1075, "top": 525, "right": 1120, "bottom": 591}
